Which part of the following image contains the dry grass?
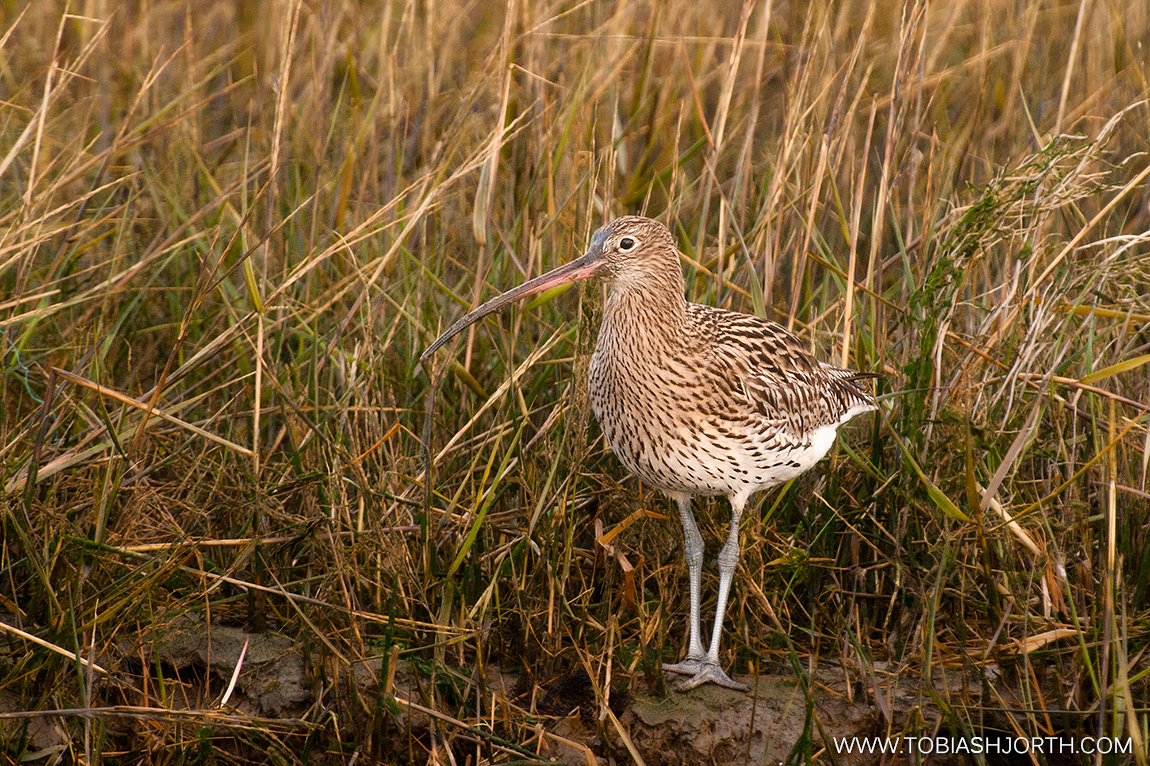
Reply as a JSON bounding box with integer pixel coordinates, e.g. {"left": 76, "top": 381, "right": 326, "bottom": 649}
{"left": 2, "top": 0, "right": 1149, "bottom": 763}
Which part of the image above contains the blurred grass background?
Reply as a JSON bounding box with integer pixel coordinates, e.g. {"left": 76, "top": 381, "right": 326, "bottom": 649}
{"left": 1, "top": 0, "right": 1149, "bottom": 762}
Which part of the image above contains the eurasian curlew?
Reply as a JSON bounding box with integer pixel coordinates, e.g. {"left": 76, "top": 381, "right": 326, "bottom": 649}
{"left": 422, "top": 216, "right": 876, "bottom": 690}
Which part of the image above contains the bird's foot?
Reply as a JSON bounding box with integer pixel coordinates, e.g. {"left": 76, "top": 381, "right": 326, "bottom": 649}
{"left": 661, "top": 657, "right": 705, "bottom": 676}
{"left": 669, "top": 662, "right": 750, "bottom": 692}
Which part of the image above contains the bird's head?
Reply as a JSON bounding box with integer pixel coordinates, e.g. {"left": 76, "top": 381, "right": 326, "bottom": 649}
{"left": 420, "top": 216, "right": 681, "bottom": 364}
{"left": 583, "top": 216, "right": 680, "bottom": 289}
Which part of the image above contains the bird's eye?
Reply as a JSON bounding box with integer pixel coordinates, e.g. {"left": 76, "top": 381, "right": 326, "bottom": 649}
{"left": 619, "top": 237, "right": 635, "bottom": 250}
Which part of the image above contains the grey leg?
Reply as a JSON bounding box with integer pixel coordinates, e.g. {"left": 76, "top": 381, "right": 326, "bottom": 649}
{"left": 662, "top": 493, "right": 706, "bottom": 676}
{"left": 676, "top": 492, "right": 749, "bottom": 691}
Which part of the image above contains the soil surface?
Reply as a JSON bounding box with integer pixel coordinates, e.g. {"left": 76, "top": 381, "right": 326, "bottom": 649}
{"left": 4, "top": 615, "right": 1077, "bottom": 764}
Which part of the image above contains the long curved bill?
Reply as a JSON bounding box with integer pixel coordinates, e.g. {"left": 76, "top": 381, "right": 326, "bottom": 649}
{"left": 420, "top": 248, "right": 607, "bottom": 365}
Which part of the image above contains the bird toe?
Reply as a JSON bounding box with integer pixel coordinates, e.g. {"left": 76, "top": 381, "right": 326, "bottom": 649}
{"left": 662, "top": 658, "right": 705, "bottom": 676}
{"left": 671, "top": 662, "right": 750, "bottom": 692}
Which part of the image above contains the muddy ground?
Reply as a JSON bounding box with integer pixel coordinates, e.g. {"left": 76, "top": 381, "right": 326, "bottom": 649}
{"left": 3, "top": 615, "right": 1099, "bottom": 764}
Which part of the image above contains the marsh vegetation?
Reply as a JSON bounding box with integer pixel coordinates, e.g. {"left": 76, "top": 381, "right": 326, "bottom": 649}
{"left": 2, "top": 0, "right": 1149, "bottom": 762}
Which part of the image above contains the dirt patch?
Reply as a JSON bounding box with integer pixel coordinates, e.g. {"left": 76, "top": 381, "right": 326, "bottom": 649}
{"left": 3, "top": 614, "right": 1101, "bottom": 763}
{"left": 619, "top": 678, "right": 871, "bottom": 765}
{"left": 12, "top": 615, "right": 1035, "bottom": 764}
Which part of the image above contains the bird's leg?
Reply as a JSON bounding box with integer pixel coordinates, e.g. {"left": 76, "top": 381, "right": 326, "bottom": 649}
{"left": 662, "top": 494, "right": 706, "bottom": 676}
{"left": 675, "top": 493, "right": 750, "bottom": 691}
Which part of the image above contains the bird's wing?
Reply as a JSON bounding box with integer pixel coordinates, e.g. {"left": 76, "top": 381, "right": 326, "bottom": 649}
{"left": 687, "top": 304, "right": 873, "bottom": 432}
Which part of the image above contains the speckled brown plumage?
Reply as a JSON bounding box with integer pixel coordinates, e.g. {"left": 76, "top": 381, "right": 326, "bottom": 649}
{"left": 588, "top": 227, "right": 874, "bottom": 500}
{"left": 422, "top": 216, "right": 876, "bottom": 691}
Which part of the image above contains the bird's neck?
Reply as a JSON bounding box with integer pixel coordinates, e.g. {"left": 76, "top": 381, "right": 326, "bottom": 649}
{"left": 600, "top": 278, "right": 688, "bottom": 349}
